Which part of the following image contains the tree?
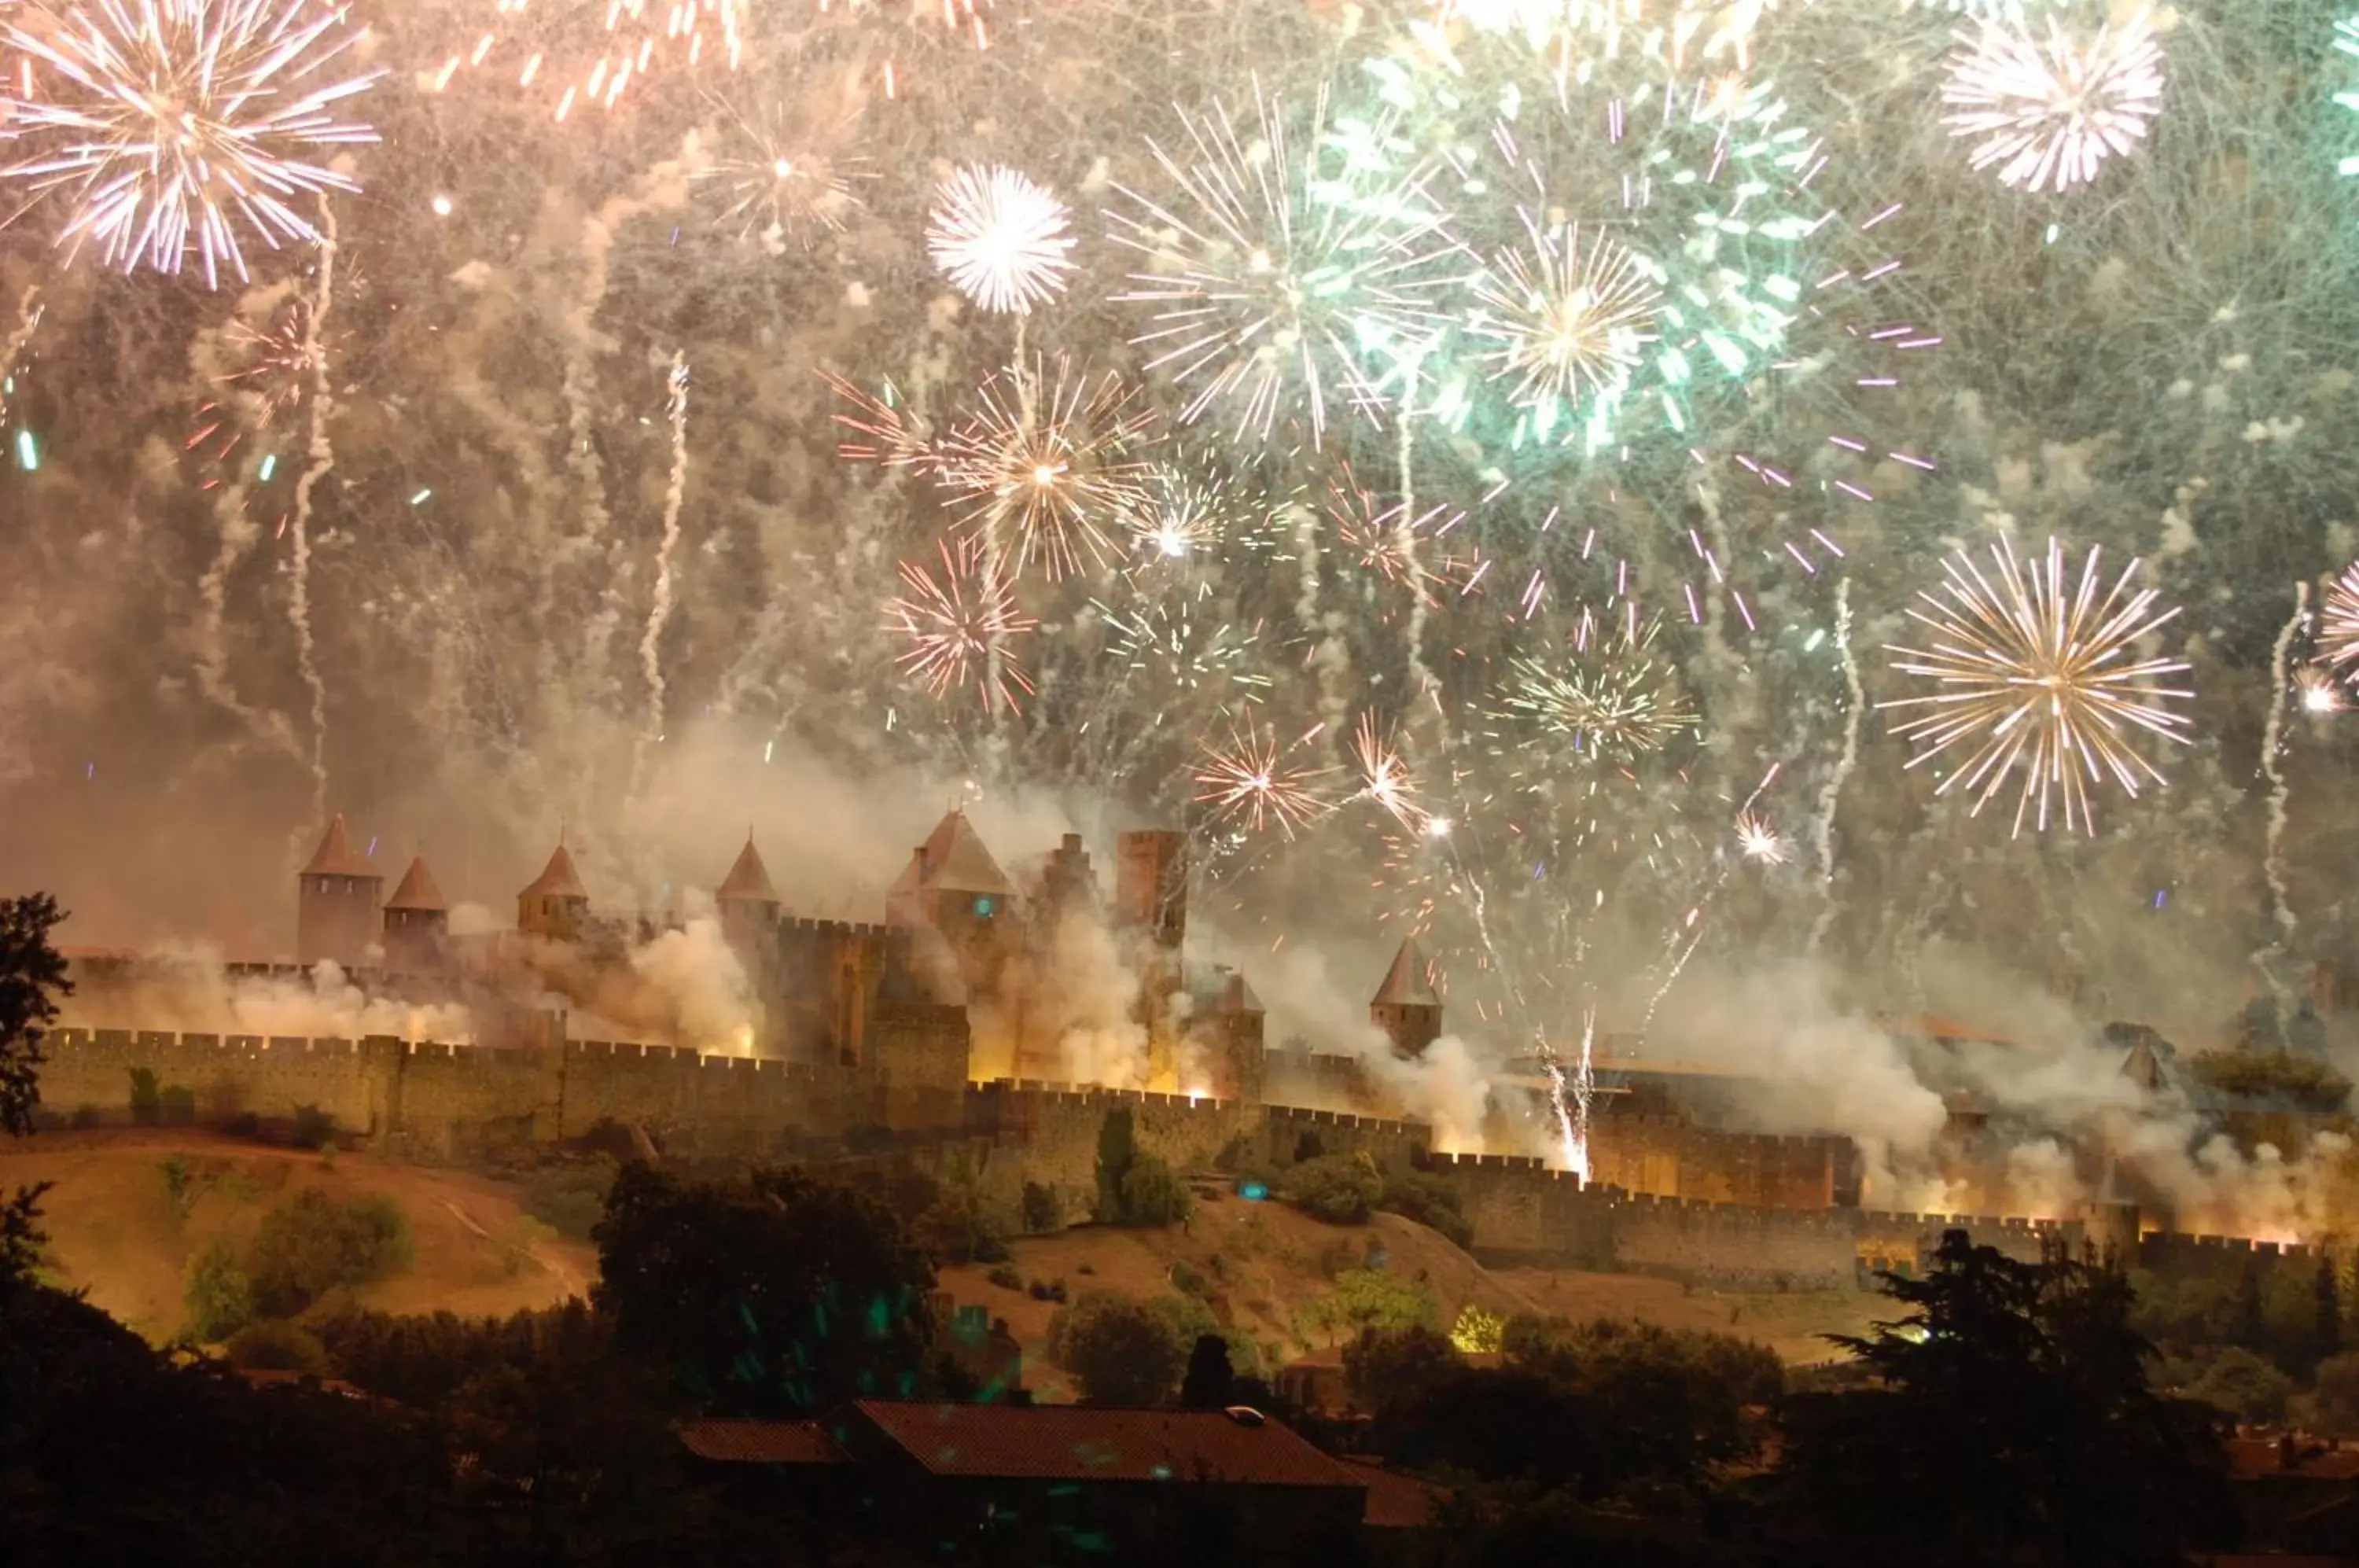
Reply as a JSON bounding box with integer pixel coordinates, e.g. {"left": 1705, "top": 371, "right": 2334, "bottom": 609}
{"left": 1451, "top": 1304, "right": 1505, "bottom": 1353}
{"left": 592, "top": 1162, "right": 938, "bottom": 1416}
{"left": 1020, "top": 1180, "right": 1064, "bottom": 1235}
{"left": 2182, "top": 1346, "right": 2293, "bottom": 1422}
{"left": 1782, "top": 1229, "right": 2235, "bottom": 1567}
{"left": 1117, "top": 1153, "right": 1191, "bottom": 1226}
{"left": 1179, "top": 1334, "right": 1234, "bottom": 1408}
{"left": 2306, "top": 1349, "right": 2359, "bottom": 1436}
{"left": 1344, "top": 1323, "right": 1463, "bottom": 1415}
{"left": 2320, "top": 1252, "right": 2344, "bottom": 1364}
{"left": 182, "top": 1240, "right": 254, "bottom": 1343}
{"left": 1283, "top": 1152, "right": 1383, "bottom": 1224}
{"left": 1379, "top": 1169, "right": 1474, "bottom": 1249}
{"left": 248, "top": 1190, "right": 414, "bottom": 1318}
{"left": 1095, "top": 1106, "right": 1138, "bottom": 1221}
{"left": 1053, "top": 1290, "right": 1187, "bottom": 1407}
{"left": 0, "top": 893, "right": 70, "bottom": 1139}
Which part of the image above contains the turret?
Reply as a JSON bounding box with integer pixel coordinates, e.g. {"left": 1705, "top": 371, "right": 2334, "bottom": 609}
{"left": 517, "top": 839, "right": 591, "bottom": 943}
{"left": 714, "top": 833, "right": 781, "bottom": 951}
{"left": 1039, "top": 833, "right": 1096, "bottom": 923}
{"left": 1371, "top": 937, "right": 1442, "bottom": 1059}
{"left": 1114, "top": 830, "right": 1186, "bottom": 951}
{"left": 885, "top": 810, "right": 1018, "bottom": 999}
{"left": 381, "top": 855, "right": 449, "bottom": 974}
{"left": 1202, "top": 966, "right": 1266, "bottom": 1102}
{"left": 296, "top": 814, "right": 383, "bottom": 970}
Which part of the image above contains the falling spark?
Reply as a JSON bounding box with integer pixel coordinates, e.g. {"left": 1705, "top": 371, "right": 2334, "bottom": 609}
{"left": 1881, "top": 536, "right": 2195, "bottom": 836}
{"left": 1, "top": 0, "right": 385, "bottom": 288}
{"left": 1941, "top": 8, "right": 2166, "bottom": 193}
{"left": 2320, "top": 560, "right": 2359, "bottom": 682}
{"left": 926, "top": 164, "right": 1076, "bottom": 315}
{"left": 885, "top": 536, "right": 1039, "bottom": 712}
{"left": 695, "top": 99, "right": 873, "bottom": 248}
{"left": 1498, "top": 613, "right": 1699, "bottom": 761}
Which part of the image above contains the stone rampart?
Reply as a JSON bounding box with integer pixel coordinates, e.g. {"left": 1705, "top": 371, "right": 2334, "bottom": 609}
{"left": 1587, "top": 1112, "right": 1849, "bottom": 1209}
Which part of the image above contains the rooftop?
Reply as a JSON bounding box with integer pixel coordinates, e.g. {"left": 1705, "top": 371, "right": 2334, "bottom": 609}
{"left": 679, "top": 1418, "right": 849, "bottom": 1466}
{"left": 519, "top": 842, "right": 590, "bottom": 902}
{"left": 716, "top": 836, "right": 779, "bottom": 903}
{"left": 842, "top": 1401, "right": 1362, "bottom": 1489}
{"left": 384, "top": 856, "right": 447, "bottom": 913}
{"left": 1371, "top": 938, "right": 1440, "bottom": 1010}
{"left": 301, "top": 815, "right": 379, "bottom": 881}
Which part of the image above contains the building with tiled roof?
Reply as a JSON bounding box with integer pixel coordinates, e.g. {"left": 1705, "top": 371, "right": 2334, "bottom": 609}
{"left": 381, "top": 856, "right": 448, "bottom": 974}
{"left": 517, "top": 840, "right": 591, "bottom": 942}
{"left": 681, "top": 1401, "right": 1393, "bottom": 1560}
{"left": 296, "top": 815, "right": 383, "bottom": 970}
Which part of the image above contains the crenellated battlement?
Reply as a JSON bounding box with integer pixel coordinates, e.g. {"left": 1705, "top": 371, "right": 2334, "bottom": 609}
{"left": 778, "top": 915, "right": 892, "bottom": 940}
{"left": 1264, "top": 1102, "right": 1427, "bottom": 1139}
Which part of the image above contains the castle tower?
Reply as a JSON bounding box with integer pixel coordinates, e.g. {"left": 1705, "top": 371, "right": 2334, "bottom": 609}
{"left": 1114, "top": 830, "right": 1186, "bottom": 951}
{"left": 868, "top": 938, "right": 972, "bottom": 1131}
{"left": 1039, "top": 833, "right": 1096, "bottom": 924}
{"left": 517, "top": 840, "right": 591, "bottom": 943}
{"left": 1371, "top": 937, "right": 1442, "bottom": 1059}
{"left": 381, "top": 855, "right": 449, "bottom": 974}
{"left": 885, "top": 811, "right": 1018, "bottom": 999}
{"left": 714, "top": 834, "right": 781, "bottom": 951}
{"left": 296, "top": 814, "right": 384, "bottom": 970}
{"left": 1202, "top": 966, "right": 1267, "bottom": 1102}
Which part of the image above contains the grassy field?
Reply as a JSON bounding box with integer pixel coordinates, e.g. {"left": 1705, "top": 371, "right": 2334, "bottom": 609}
{"left": 0, "top": 1129, "right": 594, "bottom": 1343}
{"left": 3, "top": 1132, "right": 1875, "bottom": 1377}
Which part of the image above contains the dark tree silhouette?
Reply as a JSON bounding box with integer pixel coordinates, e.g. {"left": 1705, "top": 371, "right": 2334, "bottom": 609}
{"left": 2319, "top": 1252, "right": 2343, "bottom": 1364}
{"left": 1178, "top": 1332, "right": 1234, "bottom": 1408}
{"left": 1783, "top": 1228, "right": 2234, "bottom": 1567}
{"left": 0, "top": 893, "right": 70, "bottom": 1139}
{"left": 592, "top": 1163, "right": 937, "bottom": 1417}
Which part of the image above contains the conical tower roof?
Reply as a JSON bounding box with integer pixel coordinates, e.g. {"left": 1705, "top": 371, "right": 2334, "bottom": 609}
{"left": 2120, "top": 1036, "right": 2167, "bottom": 1093}
{"left": 1215, "top": 970, "right": 1264, "bottom": 1016}
{"left": 907, "top": 810, "right": 1013, "bottom": 896}
{"left": 716, "top": 835, "right": 778, "bottom": 903}
{"left": 520, "top": 841, "right": 589, "bottom": 902}
{"left": 303, "top": 814, "right": 378, "bottom": 879}
{"left": 385, "top": 856, "right": 447, "bottom": 913}
{"left": 1371, "top": 938, "right": 1441, "bottom": 1009}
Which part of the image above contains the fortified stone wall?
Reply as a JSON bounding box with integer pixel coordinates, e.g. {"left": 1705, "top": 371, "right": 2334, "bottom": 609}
{"left": 1587, "top": 1113, "right": 1849, "bottom": 1209}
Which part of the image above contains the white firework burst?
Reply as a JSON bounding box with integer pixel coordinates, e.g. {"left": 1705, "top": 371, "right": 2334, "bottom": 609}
{"left": 1470, "top": 214, "right": 1662, "bottom": 447}
{"left": 697, "top": 99, "right": 873, "bottom": 250}
{"left": 0, "top": 0, "right": 385, "bottom": 287}
{"left": 1941, "top": 8, "right": 2166, "bottom": 194}
{"left": 926, "top": 164, "right": 1076, "bottom": 315}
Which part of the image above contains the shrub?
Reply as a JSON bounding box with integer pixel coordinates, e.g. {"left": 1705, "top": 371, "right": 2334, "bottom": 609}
{"left": 987, "top": 1264, "right": 1025, "bottom": 1291}
{"left": 1053, "top": 1292, "right": 1188, "bottom": 1406}
{"left": 69, "top": 1104, "right": 101, "bottom": 1130}
{"left": 2306, "top": 1350, "right": 2359, "bottom": 1435}
{"left": 522, "top": 1159, "right": 616, "bottom": 1244}
{"left": 915, "top": 1187, "right": 1010, "bottom": 1265}
{"left": 1170, "top": 1257, "right": 1209, "bottom": 1298}
{"left": 1379, "top": 1170, "right": 1474, "bottom": 1250}
{"left": 1117, "top": 1154, "right": 1192, "bottom": 1228}
{"left": 128, "top": 1067, "right": 160, "bottom": 1126}
{"left": 1047, "top": 1276, "right": 1069, "bottom": 1304}
{"left": 2183, "top": 1346, "right": 2295, "bottom": 1422}
{"left": 183, "top": 1240, "right": 254, "bottom": 1343}
{"left": 1020, "top": 1180, "right": 1064, "bottom": 1235}
{"left": 1285, "top": 1153, "right": 1383, "bottom": 1225}
{"left": 1296, "top": 1268, "right": 1437, "bottom": 1345}
{"left": 221, "top": 1110, "right": 261, "bottom": 1139}
{"left": 160, "top": 1084, "right": 197, "bottom": 1126}
{"left": 160, "top": 1155, "right": 193, "bottom": 1220}
{"left": 1345, "top": 1324, "right": 1466, "bottom": 1412}
{"left": 493, "top": 1216, "right": 556, "bottom": 1278}
{"left": 226, "top": 1319, "right": 329, "bottom": 1375}
{"left": 248, "top": 1190, "right": 414, "bottom": 1318}
{"left": 290, "top": 1103, "right": 337, "bottom": 1151}
{"left": 1451, "top": 1303, "right": 1506, "bottom": 1353}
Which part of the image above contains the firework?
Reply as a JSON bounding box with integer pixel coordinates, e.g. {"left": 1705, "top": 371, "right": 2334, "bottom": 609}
{"left": 2296, "top": 664, "right": 2342, "bottom": 716}
{"left": 2321, "top": 561, "right": 2359, "bottom": 679}
{"left": 1327, "top": 468, "right": 1463, "bottom": 602}
{"left": 186, "top": 298, "right": 322, "bottom": 467}
{"left": 1352, "top": 712, "right": 1429, "bottom": 830}
{"left": 926, "top": 165, "right": 1076, "bottom": 315}
{"left": 1124, "top": 466, "right": 1230, "bottom": 562}
{"left": 1882, "top": 536, "right": 2194, "bottom": 836}
{"left": 1496, "top": 612, "right": 1698, "bottom": 761}
{"left": 823, "top": 371, "right": 938, "bottom": 469}
{"left": 1735, "top": 810, "right": 1788, "bottom": 864}
{"left": 1108, "top": 82, "right": 1470, "bottom": 448}
{"left": 1469, "top": 214, "right": 1661, "bottom": 448}
{"left": 937, "top": 357, "right": 1155, "bottom": 581}
{"left": 424, "top": 0, "right": 752, "bottom": 120}
{"left": 1095, "top": 586, "right": 1272, "bottom": 698}
{"left": 1941, "top": 9, "right": 2166, "bottom": 194}
{"left": 2339, "top": 19, "right": 2359, "bottom": 178}
{"left": 885, "top": 537, "right": 1040, "bottom": 711}
{"left": 1193, "top": 715, "right": 1340, "bottom": 838}
{"left": 0, "top": 0, "right": 384, "bottom": 288}
{"left": 696, "top": 100, "right": 873, "bottom": 249}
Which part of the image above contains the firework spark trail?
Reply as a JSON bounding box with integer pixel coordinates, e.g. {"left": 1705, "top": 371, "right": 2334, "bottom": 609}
{"left": 287, "top": 194, "right": 338, "bottom": 823}
{"left": 0, "top": 285, "right": 39, "bottom": 374}
{"left": 1547, "top": 1005, "right": 1597, "bottom": 1182}
{"left": 1808, "top": 576, "right": 1862, "bottom": 956}
{"left": 2258, "top": 581, "right": 2311, "bottom": 983}
{"left": 632, "top": 353, "right": 692, "bottom": 799}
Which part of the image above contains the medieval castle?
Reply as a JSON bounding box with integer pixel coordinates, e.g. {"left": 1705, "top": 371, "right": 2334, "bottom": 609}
{"left": 28, "top": 810, "right": 2335, "bottom": 1292}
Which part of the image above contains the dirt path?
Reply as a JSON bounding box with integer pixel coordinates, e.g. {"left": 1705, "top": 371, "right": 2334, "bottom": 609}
{"left": 436, "top": 1197, "right": 587, "bottom": 1299}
